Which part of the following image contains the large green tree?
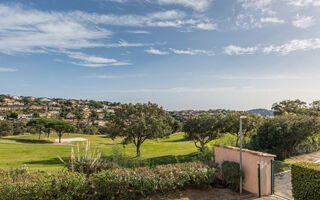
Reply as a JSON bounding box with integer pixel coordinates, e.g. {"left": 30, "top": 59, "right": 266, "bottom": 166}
{"left": 252, "top": 114, "right": 320, "bottom": 159}
{"left": 272, "top": 99, "right": 307, "bottom": 116}
{"left": 27, "top": 118, "right": 51, "bottom": 140}
{"left": 221, "top": 112, "right": 263, "bottom": 146}
{"left": 109, "top": 103, "right": 174, "bottom": 157}
{"left": 183, "top": 114, "right": 222, "bottom": 152}
{"left": 0, "top": 120, "right": 13, "bottom": 136}
{"left": 50, "top": 119, "right": 76, "bottom": 143}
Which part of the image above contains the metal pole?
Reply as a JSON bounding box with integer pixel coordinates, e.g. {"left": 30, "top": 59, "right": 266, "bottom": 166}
{"left": 239, "top": 116, "right": 246, "bottom": 194}
{"left": 240, "top": 117, "right": 243, "bottom": 194}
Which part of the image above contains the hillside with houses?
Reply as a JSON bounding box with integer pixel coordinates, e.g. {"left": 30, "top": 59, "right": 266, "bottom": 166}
{"left": 0, "top": 94, "right": 120, "bottom": 126}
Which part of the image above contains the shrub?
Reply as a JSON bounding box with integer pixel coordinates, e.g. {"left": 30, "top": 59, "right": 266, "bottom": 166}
{"left": 90, "top": 162, "right": 216, "bottom": 199}
{"left": 221, "top": 161, "right": 244, "bottom": 191}
{"left": 58, "top": 142, "right": 116, "bottom": 175}
{"left": 251, "top": 115, "right": 320, "bottom": 160}
{"left": 292, "top": 162, "right": 320, "bottom": 200}
{"left": 0, "top": 170, "right": 89, "bottom": 200}
{"left": 0, "top": 162, "right": 216, "bottom": 200}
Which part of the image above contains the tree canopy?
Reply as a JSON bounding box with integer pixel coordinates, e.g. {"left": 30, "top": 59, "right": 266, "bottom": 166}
{"left": 49, "top": 119, "right": 76, "bottom": 143}
{"left": 221, "top": 112, "right": 263, "bottom": 146}
{"left": 183, "top": 114, "right": 222, "bottom": 152}
{"left": 109, "top": 102, "right": 174, "bottom": 157}
{"left": 251, "top": 114, "right": 320, "bottom": 159}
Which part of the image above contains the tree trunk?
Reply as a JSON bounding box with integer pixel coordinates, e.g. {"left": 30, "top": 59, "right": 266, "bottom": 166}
{"left": 38, "top": 133, "right": 41, "bottom": 140}
{"left": 136, "top": 144, "right": 141, "bottom": 157}
{"left": 59, "top": 133, "right": 62, "bottom": 143}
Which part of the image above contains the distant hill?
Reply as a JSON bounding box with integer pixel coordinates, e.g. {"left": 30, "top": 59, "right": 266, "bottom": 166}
{"left": 247, "top": 109, "right": 274, "bottom": 116}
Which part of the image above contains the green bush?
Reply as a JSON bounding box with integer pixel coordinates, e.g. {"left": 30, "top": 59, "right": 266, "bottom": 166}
{"left": 221, "top": 161, "right": 244, "bottom": 191}
{"left": 292, "top": 162, "right": 320, "bottom": 200}
{"left": 0, "top": 170, "right": 89, "bottom": 200}
{"left": 90, "top": 162, "right": 216, "bottom": 199}
{"left": 58, "top": 142, "right": 117, "bottom": 175}
{"left": 251, "top": 115, "right": 320, "bottom": 160}
{"left": 0, "top": 162, "right": 216, "bottom": 200}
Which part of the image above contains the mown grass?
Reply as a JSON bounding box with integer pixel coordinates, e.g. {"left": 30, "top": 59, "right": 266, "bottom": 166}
{"left": 0, "top": 132, "right": 237, "bottom": 171}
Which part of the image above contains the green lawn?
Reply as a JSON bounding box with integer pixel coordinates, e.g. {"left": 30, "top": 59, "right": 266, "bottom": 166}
{"left": 0, "top": 133, "right": 236, "bottom": 171}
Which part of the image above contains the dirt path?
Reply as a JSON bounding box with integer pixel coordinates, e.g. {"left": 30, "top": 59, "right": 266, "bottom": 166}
{"left": 144, "top": 188, "right": 241, "bottom": 200}
{"left": 289, "top": 150, "right": 320, "bottom": 163}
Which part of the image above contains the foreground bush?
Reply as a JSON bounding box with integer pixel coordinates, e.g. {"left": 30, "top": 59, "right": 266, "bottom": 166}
{"left": 0, "top": 169, "right": 89, "bottom": 200}
{"left": 221, "top": 161, "right": 244, "bottom": 192}
{"left": 0, "top": 162, "right": 216, "bottom": 200}
{"left": 250, "top": 115, "right": 320, "bottom": 160}
{"left": 292, "top": 162, "right": 320, "bottom": 200}
{"left": 59, "top": 142, "right": 117, "bottom": 175}
{"left": 90, "top": 162, "right": 216, "bottom": 199}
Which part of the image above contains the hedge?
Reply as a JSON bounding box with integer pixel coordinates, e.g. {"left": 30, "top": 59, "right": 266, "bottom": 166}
{"left": 221, "top": 161, "right": 244, "bottom": 192}
{"left": 0, "top": 162, "right": 216, "bottom": 200}
{"left": 292, "top": 162, "right": 320, "bottom": 200}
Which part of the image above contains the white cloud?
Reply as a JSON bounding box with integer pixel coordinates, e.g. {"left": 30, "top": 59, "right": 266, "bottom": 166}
{"left": 145, "top": 48, "right": 169, "bottom": 55}
{"left": 236, "top": 14, "right": 262, "bottom": 29}
{"left": 65, "top": 51, "right": 131, "bottom": 67}
{"left": 99, "top": 87, "right": 235, "bottom": 93}
{"left": 169, "top": 48, "right": 215, "bottom": 56}
{"left": 224, "top": 45, "right": 258, "bottom": 55}
{"left": 217, "top": 74, "right": 301, "bottom": 80}
{"left": 238, "top": 0, "right": 273, "bottom": 11}
{"left": 0, "top": 4, "right": 111, "bottom": 54}
{"left": 127, "top": 30, "right": 150, "bottom": 34}
{"left": 0, "top": 67, "right": 17, "bottom": 72}
{"left": 84, "top": 75, "right": 121, "bottom": 79}
{"left": 292, "top": 14, "right": 315, "bottom": 29}
{"left": 105, "top": 0, "right": 127, "bottom": 3}
{"left": 263, "top": 38, "right": 320, "bottom": 55}
{"left": 260, "top": 17, "right": 285, "bottom": 24}
{"left": 195, "top": 23, "right": 217, "bottom": 30}
{"left": 157, "top": 0, "right": 212, "bottom": 11}
{"left": 287, "top": 0, "right": 320, "bottom": 7}
{"left": 0, "top": 4, "right": 216, "bottom": 55}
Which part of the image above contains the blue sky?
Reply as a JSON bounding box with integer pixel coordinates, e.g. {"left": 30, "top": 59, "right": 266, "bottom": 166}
{"left": 1, "top": 0, "right": 320, "bottom": 110}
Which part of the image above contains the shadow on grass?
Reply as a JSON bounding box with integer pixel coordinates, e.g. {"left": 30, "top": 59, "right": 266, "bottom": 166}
{"left": 23, "top": 157, "right": 68, "bottom": 166}
{"left": 4, "top": 137, "right": 53, "bottom": 144}
{"left": 143, "top": 153, "right": 199, "bottom": 166}
{"left": 164, "top": 137, "right": 191, "bottom": 143}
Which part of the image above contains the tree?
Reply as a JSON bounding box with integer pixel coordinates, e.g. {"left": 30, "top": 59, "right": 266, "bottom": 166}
{"left": 27, "top": 118, "right": 50, "bottom": 140}
{"left": 251, "top": 114, "right": 320, "bottom": 159}
{"left": 272, "top": 99, "right": 307, "bottom": 116}
{"left": 221, "top": 112, "right": 263, "bottom": 146}
{"left": 109, "top": 103, "right": 174, "bottom": 157}
{"left": 183, "top": 114, "right": 222, "bottom": 152}
{"left": 50, "top": 119, "right": 76, "bottom": 143}
{"left": 0, "top": 120, "right": 13, "bottom": 136}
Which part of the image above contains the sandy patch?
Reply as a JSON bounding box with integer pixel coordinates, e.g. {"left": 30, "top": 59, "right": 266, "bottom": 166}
{"left": 55, "top": 137, "right": 87, "bottom": 143}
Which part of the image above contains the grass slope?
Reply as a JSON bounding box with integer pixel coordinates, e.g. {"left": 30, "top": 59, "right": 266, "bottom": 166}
{"left": 0, "top": 133, "right": 236, "bottom": 171}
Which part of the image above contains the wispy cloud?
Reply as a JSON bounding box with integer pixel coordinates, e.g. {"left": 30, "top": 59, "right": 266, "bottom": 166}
{"left": 145, "top": 48, "right": 169, "bottom": 55}
{"left": 127, "top": 30, "right": 150, "bottom": 34}
{"left": 195, "top": 23, "right": 217, "bottom": 30}
{"left": 216, "top": 74, "right": 302, "bottom": 80}
{"left": 0, "top": 67, "right": 17, "bottom": 72}
{"left": 65, "top": 51, "right": 131, "bottom": 67}
{"left": 224, "top": 45, "right": 258, "bottom": 55}
{"left": 292, "top": 14, "right": 315, "bottom": 29}
{"left": 287, "top": 0, "right": 320, "bottom": 7}
{"left": 0, "top": 4, "right": 216, "bottom": 55}
{"left": 169, "top": 48, "right": 215, "bottom": 56}
{"left": 238, "top": 0, "right": 273, "bottom": 11}
{"left": 157, "top": 0, "right": 212, "bottom": 11}
{"left": 98, "top": 87, "right": 235, "bottom": 93}
{"left": 260, "top": 17, "right": 285, "bottom": 24}
{"left": 263, "top": 38, "right": 320, "bottom": 55}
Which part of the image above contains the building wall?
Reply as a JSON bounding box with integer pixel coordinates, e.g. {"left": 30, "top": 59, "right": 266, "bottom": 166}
{"left": 214, "top": 145, "right": 275, "bottom": 196}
